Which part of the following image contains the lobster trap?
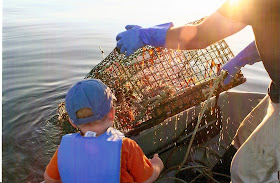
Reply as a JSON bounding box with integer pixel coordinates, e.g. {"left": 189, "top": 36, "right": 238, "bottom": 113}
{"left": 58, "top": 40, "right": 245, "bottom": 136}
{"left": 58, "top": 18, "right": 245, "bottom": 136}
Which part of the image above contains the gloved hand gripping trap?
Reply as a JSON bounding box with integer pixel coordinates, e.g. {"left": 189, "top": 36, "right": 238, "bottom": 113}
{"left": 58, "top": 40, "right": 245, "bottom": 137}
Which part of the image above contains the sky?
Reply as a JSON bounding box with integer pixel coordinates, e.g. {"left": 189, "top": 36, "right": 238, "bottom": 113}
{"left": 3, "top": 0, "right": 226, "bottom": 27}
{"left": 50, "top": 0, "right": 227, "bottom": 25}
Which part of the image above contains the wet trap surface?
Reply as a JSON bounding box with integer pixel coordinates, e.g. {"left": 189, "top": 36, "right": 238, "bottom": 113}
{"left": 58, "top": 44, "right": 245, "bottom": 137}
{"left": 84, "top": 43, "right": 245, "bottom": 136}
{"left": 58, "top": 18, "right": 245, "bottom": 137}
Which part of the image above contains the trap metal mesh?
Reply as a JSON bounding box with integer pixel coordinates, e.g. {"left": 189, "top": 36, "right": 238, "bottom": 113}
{"left": 58, "top": 42, "right": 245, "bottom": 136}
{"left": 58, "top": 18, "right": 245, "bottom": 135}
{"left": 90, "top": 43, "right": 245, "bottom": 135}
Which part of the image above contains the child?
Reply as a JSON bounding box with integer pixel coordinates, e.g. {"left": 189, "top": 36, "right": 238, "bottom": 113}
{"left": 44, "top": 79, "right": 164, "bottom": 183}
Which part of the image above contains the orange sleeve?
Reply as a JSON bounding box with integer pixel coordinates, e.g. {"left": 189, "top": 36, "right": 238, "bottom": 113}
{"left": 45, "top": 147, "right": 61, "bottom": 180}
{"left": 121, "top": 138, "right": 154, "bottom": 183}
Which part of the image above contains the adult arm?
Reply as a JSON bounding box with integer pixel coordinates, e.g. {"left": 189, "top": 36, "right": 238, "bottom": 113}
{"left": 116, "top": 11, "right": 246, "bottom": 56}
{"left": 166, "top": 11, "right": 247, "bottom": 50}
{"left": 116, "top": 0, "right": 248, "bottom": 56}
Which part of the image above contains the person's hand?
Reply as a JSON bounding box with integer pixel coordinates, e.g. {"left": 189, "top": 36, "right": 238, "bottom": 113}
{"left": 221, "top": 41, "right": 261, "bottom": 85}
{"left": 143, "top": 154, "right": 164, "bottom": 183}
{"left": 116, "top": 22, "right": 173, "bottom": 57}
{"left": 221, "top": 58, "right": 242, "bottom": 85}
{"left": 149, "top": 154, "right": 164, "bottom": 172}
{"left": 116, "top": 25, "right": 144, "bottom": 57}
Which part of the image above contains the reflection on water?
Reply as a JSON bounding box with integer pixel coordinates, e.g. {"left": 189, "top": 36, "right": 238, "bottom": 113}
{"left": 2, "top": 0, "right": 271, "bottom": 182}
{"left": 3, "top": 8, "right": 116, "bottom": 182}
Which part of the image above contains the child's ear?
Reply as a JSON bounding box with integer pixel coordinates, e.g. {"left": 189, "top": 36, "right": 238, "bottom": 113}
{"left": 68, "top": 118, "right": 78, "bottom": 129}
{"left": 108, "top": 107, "right": 115, "bottom": 121}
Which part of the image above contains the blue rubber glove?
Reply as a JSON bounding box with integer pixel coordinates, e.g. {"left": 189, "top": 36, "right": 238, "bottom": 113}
{"left": 222, "top": 41, "right": 261, "bottom": 85}
{"left": 116, "top": 22, "right": 173, "bottom": 57}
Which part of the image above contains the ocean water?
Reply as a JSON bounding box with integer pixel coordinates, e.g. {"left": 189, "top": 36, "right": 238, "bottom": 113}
{"left": 2, "top": 0, "right": 271, "bottom": 182}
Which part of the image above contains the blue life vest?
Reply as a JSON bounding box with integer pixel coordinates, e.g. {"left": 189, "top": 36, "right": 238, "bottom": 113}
{"left": 58, "top": 127, "right": 124, "bottom": 183}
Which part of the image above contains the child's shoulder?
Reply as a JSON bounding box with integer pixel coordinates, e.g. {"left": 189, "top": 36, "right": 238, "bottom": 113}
{"left": 121, "top": 138, "right": 147, "bottom": 163}
{"left": 122, "top": 137, "right": 140, "bottom": 149}
{"left": 122, "top": 137, "right": 134, "bottom": 143}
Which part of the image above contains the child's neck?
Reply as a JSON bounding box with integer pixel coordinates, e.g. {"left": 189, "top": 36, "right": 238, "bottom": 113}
{"left": 81, "top": 126, "right": 110, "bottom": 137}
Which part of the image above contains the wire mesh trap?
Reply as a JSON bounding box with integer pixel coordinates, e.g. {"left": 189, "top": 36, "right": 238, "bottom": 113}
{"left": 58, "top": 18, "right": 246, "bottom": 136}
{"left": 88, "top": 42, "right": 245, "bottom": 135}
{"left": 58, "top": 39, "right": 245, "bottom": 136}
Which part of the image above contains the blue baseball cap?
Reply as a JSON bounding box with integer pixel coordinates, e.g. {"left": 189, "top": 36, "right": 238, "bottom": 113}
{"left": 65, "top": 79, "right": 116, "bottom": 125}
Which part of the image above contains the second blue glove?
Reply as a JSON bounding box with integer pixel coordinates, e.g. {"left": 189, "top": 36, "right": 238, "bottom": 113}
{"left": 221, "top": 41, "right": 261, "bottom": 85}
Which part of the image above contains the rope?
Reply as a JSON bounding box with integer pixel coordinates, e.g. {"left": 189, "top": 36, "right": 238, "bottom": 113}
{"left": 177, "top": 70, "right": 228, "bottom": 172}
